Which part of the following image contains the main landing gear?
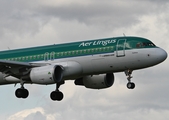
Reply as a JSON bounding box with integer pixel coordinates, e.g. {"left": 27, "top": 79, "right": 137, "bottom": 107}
{"left": 50, "top": 83, "right": 64, "bottom": 101}
{"left": 125, "top": 70, "right": 135, "bottom": 89}
{"left": 15, "top": 81, "right": 29, "bottom": 99}
{"left": 15, "top": 81, "right": 64, "bottom": 101}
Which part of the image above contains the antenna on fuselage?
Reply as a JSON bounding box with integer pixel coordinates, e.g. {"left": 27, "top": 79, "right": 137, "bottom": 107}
{"left": 123, "top": 33, "right": 126, "bottom": 37}
{"left": 7, "top": 47, "right": 10, "bottom": 50}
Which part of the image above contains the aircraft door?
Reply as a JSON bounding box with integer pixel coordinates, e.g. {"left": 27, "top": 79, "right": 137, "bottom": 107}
{"left": 116, "top": 39, "right": 126, "bottom": 57}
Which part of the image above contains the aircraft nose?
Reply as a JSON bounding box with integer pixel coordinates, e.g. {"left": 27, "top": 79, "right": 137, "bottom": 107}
{"left": 156, "top": 48, "right": 167, "bottom": 63}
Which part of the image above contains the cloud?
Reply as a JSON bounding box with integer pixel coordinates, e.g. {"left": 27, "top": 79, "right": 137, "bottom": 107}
{"left": 7, "top": 107, "right": 44, "bottom": 120}
{"left": 7, "top": 107, "right": 58, "bottom": 120}
{"left": 0, "top": 0, "right": 169, "bottom": 120}
{"left": 24, "top": 111, "right": 46, "bottom": 120}
{"left": 6, "top": 105, "right": 169, "bottom": 120}
{"left": 0, "top": 0, "right": 168, "bottom": 50}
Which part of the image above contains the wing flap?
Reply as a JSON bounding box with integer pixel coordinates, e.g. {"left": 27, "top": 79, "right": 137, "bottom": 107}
{"left": 0, "top": 60, "right": 34, "bottom": 67}
{"left": 0, "top": 60, "right": 42, "bottom": 79}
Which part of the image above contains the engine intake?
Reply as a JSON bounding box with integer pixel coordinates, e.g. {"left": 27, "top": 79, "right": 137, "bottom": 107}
{"left": 30, "top": 65, "right": 64, "bottom": 84}
{"left": 54, "top": 65, "right": 64, "bottom": 82}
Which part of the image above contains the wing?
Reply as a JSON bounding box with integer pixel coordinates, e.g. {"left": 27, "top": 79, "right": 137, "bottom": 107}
{"left": 0, "top": 60, "right": 43, "bottom": 79}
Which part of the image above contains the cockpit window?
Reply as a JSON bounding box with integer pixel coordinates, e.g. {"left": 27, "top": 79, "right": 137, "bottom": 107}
{"left": 143, "top": 42, "right": 156, "bottom": 47}
{"left": 136, "top": 42, "right": 156, "bottom": 48}
{"left": 136, "top": 43, "right": 142, "bottom": 48}
{"left": 125, "top": 40, "right": 156, "bottom": 49}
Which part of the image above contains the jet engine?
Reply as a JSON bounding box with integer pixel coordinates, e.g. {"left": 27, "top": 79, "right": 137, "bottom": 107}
{"left": 29, "top": 61, "right": 82, "bottom": 84}
{"left": 29, "top": 65, "right": 63, "bottom": 84}
{"left": 75, "top": 73, "right": 114, "bottom": 89}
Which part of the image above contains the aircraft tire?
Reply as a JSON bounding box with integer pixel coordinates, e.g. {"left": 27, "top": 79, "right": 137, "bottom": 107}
{"left": 15, "top": 88, "right": 29, "bottom": 99}
{"left": 127, "top": 82, "right": 135, "bottom": 89}
{"left": 50, "top": 91, "right": 64, "bottom": 101}
{"left": 15, "top": 88, "right": 23, "bottom": 98}
{"left": 22, "top": 89, "right": 29, "bottom": 99}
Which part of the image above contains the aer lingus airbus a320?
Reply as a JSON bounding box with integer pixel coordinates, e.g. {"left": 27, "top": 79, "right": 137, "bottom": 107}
{"left": 0, "top": 36, "right": 167, "bottom": 101}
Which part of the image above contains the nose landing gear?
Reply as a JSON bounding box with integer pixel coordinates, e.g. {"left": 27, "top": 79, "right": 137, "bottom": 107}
{"left": 125, "top": 70, "right": 135, "bottom": 89}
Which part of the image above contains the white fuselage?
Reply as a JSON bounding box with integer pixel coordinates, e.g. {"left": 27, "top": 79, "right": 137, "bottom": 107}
{"left": 43, "top": 47, "right": 167, "bottom": 76}
{"left": 2, "top": 47, "right": 167, "bottom": 84}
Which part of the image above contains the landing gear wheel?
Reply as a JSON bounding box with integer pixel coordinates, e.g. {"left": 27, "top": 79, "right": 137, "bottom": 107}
{"left": 15, "top": 88, "right": 23, "bottom": 98}
{"left": 127, "top": 82, "right": 135, "bottom": 89}
{"left": 50, "top": 82, "right": 64, "bottom": 101}
{"left": 125, "top": 69, "right": 136, "bottom": 89}
{"left": 15, "top": 88, "right": 29, "bottom": 99}
{"left": 22, "top": 89, "right": 29, "bottom": 99}
{"left": 50, "top": 91, "right": 64, "bottom": 101}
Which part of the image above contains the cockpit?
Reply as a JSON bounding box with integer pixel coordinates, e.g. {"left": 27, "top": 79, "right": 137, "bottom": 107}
{"left": 136, "top": 42, "right": 156, "bottom": 48}
{"left": 125, "top": 38, "right": 156, "bottom": 49}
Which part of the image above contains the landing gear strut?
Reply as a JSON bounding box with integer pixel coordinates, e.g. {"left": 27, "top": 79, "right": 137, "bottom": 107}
{"left": 15, "top": 81, "right": 29, "bottom": 99}
{"left": 125, "top": 70, "right": 135, "bottom": 89}
{"left": 50, "top": 83, "right": 64, "bottom": 101}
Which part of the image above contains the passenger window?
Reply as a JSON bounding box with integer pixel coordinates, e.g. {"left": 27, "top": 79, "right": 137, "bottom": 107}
{"left": 57, "top": 53, "right": 60, "bottom": 57}
{"left": 44, "top": 53, "right": 49, "bottom": 61}
{"left": 50, "top": 52, "right": 55, "bottom": 60}
{"left": 60, "top": 52, "right": 63, "bottom": 56}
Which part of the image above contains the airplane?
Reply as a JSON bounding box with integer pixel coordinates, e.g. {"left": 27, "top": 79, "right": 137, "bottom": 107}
{"left": 0, "top": 36, "right": 167, "bottom": 101}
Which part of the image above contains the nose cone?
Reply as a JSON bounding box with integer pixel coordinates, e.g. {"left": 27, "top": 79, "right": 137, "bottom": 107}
{"left": 156, "top": 48, "right": 167, "bottom": 63}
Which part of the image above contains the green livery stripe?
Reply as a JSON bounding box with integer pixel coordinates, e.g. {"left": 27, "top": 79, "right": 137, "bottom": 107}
{"left": 0, "top": 36, "right": 156, "bottom": 62}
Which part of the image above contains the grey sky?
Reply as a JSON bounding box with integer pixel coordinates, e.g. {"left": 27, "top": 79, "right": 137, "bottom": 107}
{"left": 0, "top": 0, "right": 169, "bottom": 120}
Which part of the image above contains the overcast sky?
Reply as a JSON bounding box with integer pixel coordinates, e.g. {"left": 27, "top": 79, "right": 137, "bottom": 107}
{"left": 0, "top": 0, "right": 169, "bottom": 120}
